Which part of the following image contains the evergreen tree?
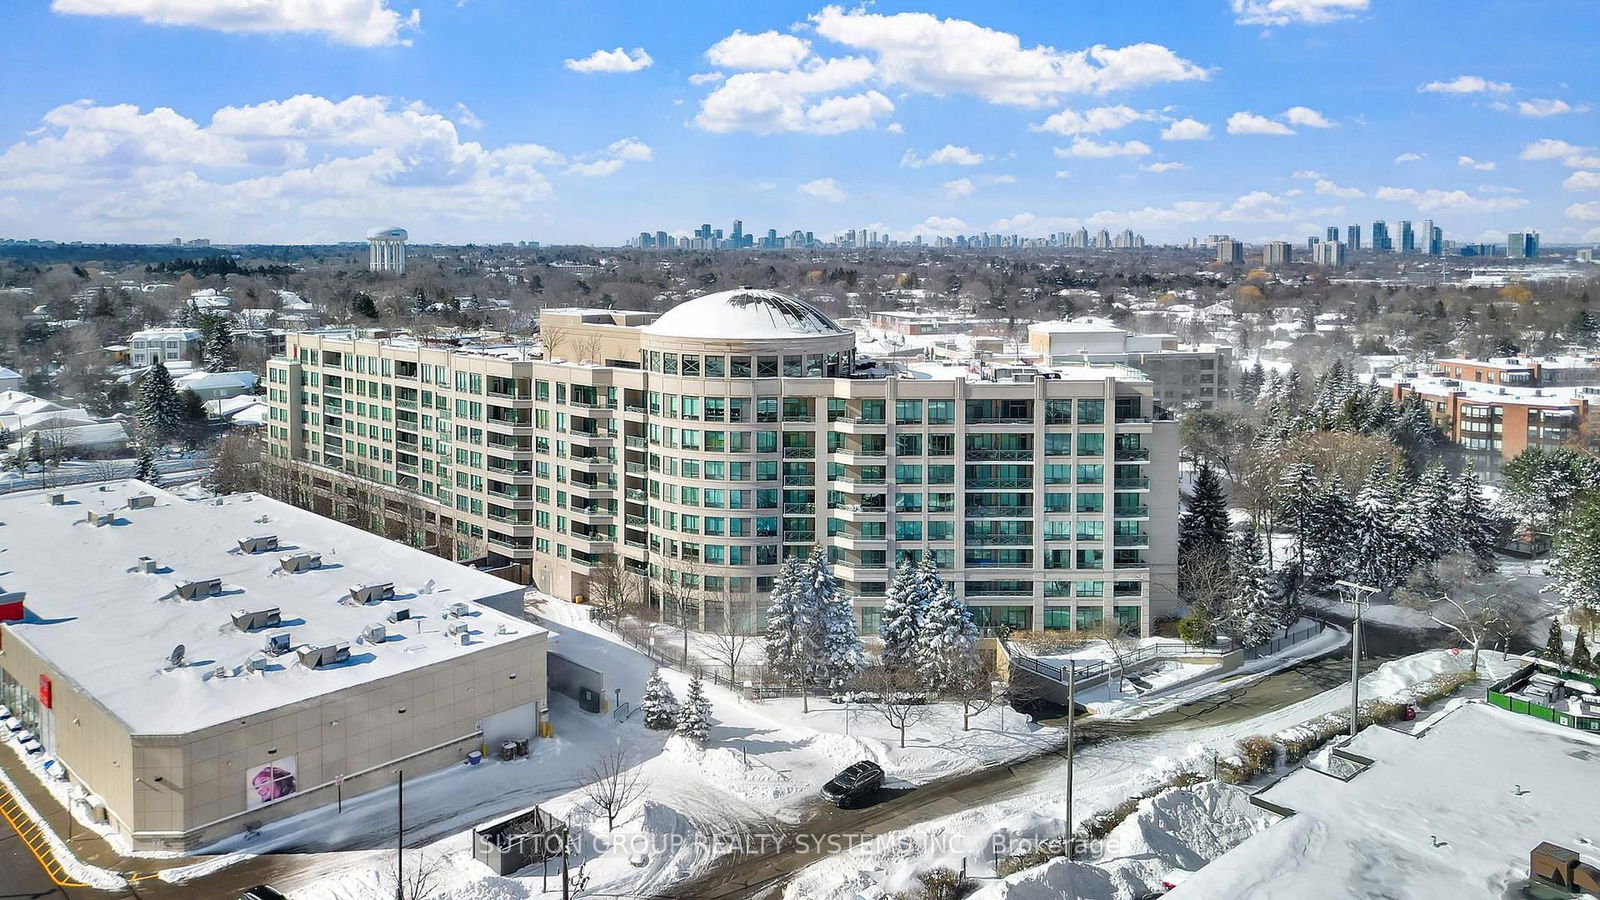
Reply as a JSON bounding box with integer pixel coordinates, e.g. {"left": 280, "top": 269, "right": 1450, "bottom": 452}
{"left": 1573, "top": 630, "right": 1594, "bottom": 673}
{"left": 133, "top": 443, "right": 162, "bottom": 487}
{"left": 1179, "top": 464, "right": 1231, "bottom": 556}
{"left": 1546, "top": 620, "right": 1567, "bottom": 664}
{"left": 1222, "top": 529, "right": 1287, "bottom": 647}
{"left": 1551, "top": 493, "right": 1600, "bottom": 611}
{"left": 1276, "top": 457, "right": 1320, "bottom": 575}
{"left": 916, "top": 584, "right": 979, "bottom": 692}
{"left": 135, "top": 359, "right": 182, "bottom": 445}
{"left": 203, "top": 316, "right": 237, "bottom": 372}
{"left": 878, "top": 557, "right": 923, "bottom": 668}
{"left": 1451, "top": 468, "right": 1500, "bottom": 572}
{"left": 640, "top": 668, "right": 677, "bottom": 730}
{"left": 1351, "top": 464, "right": 1408, "bottom": 588}
{"left": 808, "top": 547, "right": 864, "bottom": 689}
{"left": 674, "top": 674, "right": 712, "bottom": 744}
{"left": 764, "top": 557, "right": 815, "bottom": 697}
{"left": 1398, "top": 465, "right": 1454, "bottom": 569}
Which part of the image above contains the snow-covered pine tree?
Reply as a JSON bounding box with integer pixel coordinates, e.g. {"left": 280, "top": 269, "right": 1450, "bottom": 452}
{"left": 133, "top": 443, "right": 162, "bottom": 487}
{"left": 763, "top": 557, "right": 814, "bottom": 693}
{"left": 203, "top": 316, "right": 237, "bottom": 372}
{"left": 135, "top": 359, "right": 182, "bottom": 445}
{"left": 916, "top": 583, "right": 979, "bottom": 692}
{"left": 1351, "top": 464, "right": 1409, "bottom": 589}
{"left": 1276, "top": 457, "right": 1319, "bottom": 575}
{"left": 1551, "top": 493, "right": 1600, "bottom": 613}
{"left": 1546, "top": 621, "right": 1567, "bottom": 664}
{"left": 674, "top": 674, "right": 712, "bottom": 744}
{"left": 1223, "top": 529, "right": 1287, "bottom": 647}
{"left": 640, "top": 668, "right": 677, "bottom": 730}
{"left": 1573, "top": 630, "right": 1594, "bottom": 673}
{"left": 1451, "top": 468, "right": 1501, "bottom": 572}
{"left": 1397, "top": 465, "right": 1454, "bottom": 570}
{"left": 1179, "top": 463, "right": 1231, "bottom": 556}
{"left": 878, "top": 557, "right": 922, "bottom": 669}
{"left": 808, "top": 547, "right": 864, "bottom": 689}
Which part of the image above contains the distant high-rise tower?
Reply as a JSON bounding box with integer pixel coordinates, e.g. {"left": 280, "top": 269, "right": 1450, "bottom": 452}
{"left": 1507, "top": 231, "right": 1540, "bottom": 259}
{"left": 1372, "top": 220, "right": 1390, "bottom": 251}
{"left": 732, "top": 219, "right": 744, "bottom": 247}
{"left": 1346, "top": 224, "right": 1362, "bottom": 251}
{"left": 1399, "top": 220, "right": 1416, "bottom": 253}
{"left": 1326, "top": 226, "right": 1339, "bottom": 243}
{"left": 1263, "top": 241, "right": 1293, "bottom": 266}
{"left": 1217, "top": 239, "right": 1245, "bottom": 265}
{"left": 366, "top": 226, "right": 408, "bottom": 275}
{"left": 1314, "top": 240, "right": 1347, "bottom": 267}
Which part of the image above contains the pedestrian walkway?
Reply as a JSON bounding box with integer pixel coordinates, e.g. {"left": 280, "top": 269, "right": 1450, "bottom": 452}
{"left": 0, "top": 774, "right": 88, "bottom": 886}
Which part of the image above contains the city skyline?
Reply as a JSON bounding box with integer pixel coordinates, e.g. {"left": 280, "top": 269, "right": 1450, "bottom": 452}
{"left": 0, "top": 2, "right": 1595, "bottom": 247}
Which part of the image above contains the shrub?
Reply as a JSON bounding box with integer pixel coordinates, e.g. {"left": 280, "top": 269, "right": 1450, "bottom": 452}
{"left": 916, "top": 867, "right": 977, "bottom": 900}
{"left": 1006, "top": 630, "right": 1090, "bottom": 657}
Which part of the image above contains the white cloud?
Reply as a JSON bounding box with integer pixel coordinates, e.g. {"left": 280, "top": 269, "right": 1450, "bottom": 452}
{"left": 1283, "top": 106, "right": 1333, "bottom": 128}
{"left": 1374, "top": 186, "right": 1529, "bottom": 212}
{"left": 1519, "top": 139, "right": 1600, "bottom": 168}
{"left": 885, "top": 122, "right": 904, "bottom": 134}
{"left": 988, "top": 174, "right": 1018, "bottom": 184}
{"left": 688, "top": 72, "right": 725, "bottom": 85}
{"left": 1313, "top": 179, "right": 1363, "bottom": 197}
{"left": 1418, "top": 75, "right": 1514, "bottom": 95}
{"left": 51, "top": 0, "right": 419, "bottom": 46}
{"left": 566, "top": 159, "right": 624, "bottom": 177}
{"left": 809, "top": 6, "right": 1207, "bottom": 107}
{"left": 693, "top": 57, "right": 893, "bottom": 134}
{"left": 798, "top": 177, "right": 848, "bottom": 202}
{"left": 705, "top": 29, "right": 812, "bottom": 70}
{"left": 1227, "top": 111, "right": 1294, "bottom": 135}
{"left": 1292, "top": 169, "right": 1322, "bottom": 179}
{"left": 1517, "top": 98, "right": 1590, "bottom": 118}
{"left": 0, "top": 94, "right": 590, "bottom": 240}
{"left": 1142, "top": 162, "right": 1186, "bottom": 172}
{"left": 1457, "top": 155, "right": 1495, "bottom": 171}
{"left": 1566, "top": 201, "right": 1600, "bottom": 221}
{"left": 1394, "top": 152, "right": 1425, "bottom": 163}
{"left": 1055, "top": 170, "right": 1071, "bottom": 179}
{"left": 1056, "top": 137, "right": 1151, "bottom": 158}
{"left": 901, "top": 144, "right": 986, "bottom": 167}
{"left": 453, "top": 103, "right": 483, "bottom": 130}
{"left": 1160, "top": 118, "right": 1212, "bottom": 140}
{"left": 1566, "top": 172, "right": 1600, "bottom": 192}
{"left": 1031, "top": 105, "right": 1144, "bottom": 136}
{"left": 563, "top": 47, "right": 653, "bottom": 74}
{"left": 989, "top": 212, "right": 1084, "bottom": 233}
{"left": 604, "top": 137, "right": 652, "bottom": 162}
{"left": 941, "top": 178, "right": 975, "bottom": 199}
{"left": 913, "top": 215, "right": 970, "bottom": 236}
{"left": 1232, "top": 0, "right": 1368, "bottom": 26}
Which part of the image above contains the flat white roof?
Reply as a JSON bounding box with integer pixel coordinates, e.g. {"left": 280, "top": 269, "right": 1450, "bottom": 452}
{"left": 1176, "top": 703, "right": 1600, "bottom": 899}
{"left": 1390, "top": 373, "right": 1591, "bottom": 409}
{"left": 0, "top": 481, "right": 540, "bottom": 735}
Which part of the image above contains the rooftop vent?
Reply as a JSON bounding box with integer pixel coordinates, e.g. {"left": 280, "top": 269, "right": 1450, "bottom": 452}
{"left": 264, "top": 633, "right": 292, "bottom": 655}
{"left": 174, "top": 578, "right": 223, "bottom": 600}
{"left": 127, "top": 495, "right": 156, "bottom": 510}
{"left": 359, "top": 623, "right": 387, "bottom": 645}
{"left": 238, "top": 535, "right": 279, "bottom": 554}
{"left": 279, "top": 552, "right": 322, "bottom": 574}
{"left": 231, "top": 607, "right": 282, "bottom": 632}
{"left": 349, "top": 582, "right": 395, "bottom": 604}
{"left": 387, "top": 607, "right": 411, "bottom": 624}
{"left": 448, "top": 602, "right": 470, "bottom": 618}
{"left": 48, "top": 493, "right": 65, "bottom": 506}
{"left": 134, "top": 556, "right": 159, "bottom": 574}
{"left": 446, "top": 620, "right": 469, "bottom": 638}
{"left": 246, "top": 654, "right": 272, "bottom": 673}
{"left": 298, "top": 642, "right": 351, "bottom": 669}
{"left": 86, "top": 510, "right": 115, "bottom": 527}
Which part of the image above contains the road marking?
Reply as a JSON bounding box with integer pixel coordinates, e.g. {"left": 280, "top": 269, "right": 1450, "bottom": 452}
{"left": 0, "top": 779, "right": 88, "bottom": 888}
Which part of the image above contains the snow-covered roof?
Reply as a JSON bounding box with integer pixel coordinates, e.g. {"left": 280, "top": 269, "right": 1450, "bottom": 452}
{"left": 176, "top": 370, "right": 258, "bottom": 392}
{"left": 0, "top": 481, "right": 538, "bottom": 735}
{"left": 1177, "top": 703, "right": 1600, "bottom": 899}
{"left": 642, "top": 289, "right": 847, "bottom": 340}
{"left": 0, "top": 366, "right": 19, "bottom": 380}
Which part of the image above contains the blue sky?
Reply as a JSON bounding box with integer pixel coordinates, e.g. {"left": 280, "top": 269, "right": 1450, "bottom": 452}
{"left": 1, "top": 0, "right": 1597, "bottom": 246}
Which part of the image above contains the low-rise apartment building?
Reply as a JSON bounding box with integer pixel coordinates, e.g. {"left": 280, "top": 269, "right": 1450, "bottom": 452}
{"left": 266, "top": 290, "right": 1180, "bottom": 635}
{"left": 1434, "top": 355, "right": 1600, "bottom": 388}
{"left": 1027, "top": 320, "right": 1232, "bottom": 411}
{"left": 1384, "top": 371, "right": 1598, "bottom": 473}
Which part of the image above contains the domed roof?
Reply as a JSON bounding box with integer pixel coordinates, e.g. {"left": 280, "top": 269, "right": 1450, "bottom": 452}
{"left": 643, "top": 289, "right": 847, "bottom": 340}
{"left": 366, "top": 226, "right": 408, "bottom": 241}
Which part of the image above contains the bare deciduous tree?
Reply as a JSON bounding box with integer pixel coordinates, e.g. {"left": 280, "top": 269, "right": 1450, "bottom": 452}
{"left": 581, "top": 745, "right": 646, "bottom": 831}
{"left": 380, "top": 849, "right": 449, "bottom": 900}
{"left": 860, "top": 665, "right": 930, "bottom": 749}
{"left": 1400, "top": 553, "right": 1529, "bottom": 670}
{"left": 704, "top": 590, "right": 756, "bottom": 685}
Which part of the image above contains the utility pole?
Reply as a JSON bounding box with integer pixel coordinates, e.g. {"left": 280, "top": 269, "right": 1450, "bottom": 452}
{"left": 1336, "top": 581, "right": 1378, "bottom": 740}
{"left": 395, "top": 768, "right": 404, "bottom": 900}
{"left": 561, "top": 823, "right": 571, "bottom": 899}
{"left": 1064, "top": 658, "right": 1076, "bottom": 860}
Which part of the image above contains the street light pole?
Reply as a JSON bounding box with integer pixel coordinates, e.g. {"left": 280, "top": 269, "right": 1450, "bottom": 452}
{"left": 1064, "top": 658, "right": 1076, "bottom": 859}
{"left": 1335, "top": 580, "right": 1378, "bottom": 740}
{"left": 396, "top": 768, "right": 405, "bottom": 900}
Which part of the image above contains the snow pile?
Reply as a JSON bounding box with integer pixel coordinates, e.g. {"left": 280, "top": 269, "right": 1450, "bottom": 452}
{"left": 0, "top": 747, "right": 126, "bottom": 890}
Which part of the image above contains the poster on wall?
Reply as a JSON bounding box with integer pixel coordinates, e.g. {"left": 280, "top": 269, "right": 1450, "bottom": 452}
{"left": 246, "top": 756, "right": 297, "bottom": 809}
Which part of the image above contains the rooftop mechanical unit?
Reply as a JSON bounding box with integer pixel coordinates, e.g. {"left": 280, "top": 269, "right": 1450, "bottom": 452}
{"left": 174, "top": 578, "right": 223, "bottom": 600}
{"left": 134, "top": 556, "right": 159, "bottom": 574}
{"left": 448, "top": 602, "right": 470, "bottom": 618}
{"left": 279, "top": 552, "right": 322, "bottom": 574}
{"left": 446, "top": 620, "right": 469, "bottom": 638}
{"left": 238, "top": 534, "right": 279, "bottom": 554}
{"left": 231, "top": 607, "right": 282, "bottom": 632}
{"left": 349, "top": 582, "right": 395, "bottom": 604}
{"left": 127, "top": 495, "right": 156, "bottom": 510}
{"left": 48, "top": 493, "right": 65, "bottom": 506}
{"left": 86, "top": 510, "right": 115, "bottom": 527}
{"left": 386, "top": 607, "right": 411, "bottom": 624}
{"left": 298, "top": 642, "right": 351, "bottom": 669}
{"left": 360, "top": 623, "right": 387, "bottom": 644}
{"left": 264, "top": 632, "right": 292, "bottom": 655}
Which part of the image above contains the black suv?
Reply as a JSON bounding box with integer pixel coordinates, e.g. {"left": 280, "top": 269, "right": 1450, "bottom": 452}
{"left": 240, "top": 887, "right": 289, "bottom": 900}
{"left": 820, "top": 760, "right": 885, "bottom": 807}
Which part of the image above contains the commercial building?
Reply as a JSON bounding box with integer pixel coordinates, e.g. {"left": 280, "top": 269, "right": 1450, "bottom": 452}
{"left": 266, "top": 290, "right": 1180, "bottom": 636}
{"left": 129, "top": 327, "right": 202, "bottom": 366}
{"left": 0, "top": 482, "right": 546, "bottom": 851}
{"left": 367, "top": 226, "right": 409, "bottom": 275}
{"left": 1027, "top": 320, "right": 1232, "bottom": 410}
{"left": 1508, "top": 231, "right": 1541, "bottom": 259}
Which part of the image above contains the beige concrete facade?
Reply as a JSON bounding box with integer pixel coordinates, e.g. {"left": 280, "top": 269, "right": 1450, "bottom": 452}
{"left": 266, "top": 292, "right": 1181, "bottom": 636}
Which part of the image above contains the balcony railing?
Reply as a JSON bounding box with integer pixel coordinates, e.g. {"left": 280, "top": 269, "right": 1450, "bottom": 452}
{"left": 966, "top": 534, "right": 1034, "bottom": 545}
{"left": 965, "top": 506, "right": 1033, "bottom": 518}
{"left": 1114, "top": 505, "right": 1149, "bottom": 517}
{"left": 1114, "top": 477, "right": 1150, "bottom": 490}
{"left": 965, "top": 450, "right": 1034, "bottom": 461}
{"left": 1114, "top": 448, "right": 1151, "bottom": 461}
{"left": 1114, "top": 533, "right": 1149, "bottom": 547}
{"left": 967, "top": 478, "right": 1032, "bottom": 489}
{"left": 783, "top": 503, "right": 815, "bottom": 515}
{"left": 783, "top": 475, "right": 815, "bottom": 486}
{"left": 782, "top": 447, "right": 816, "bottom": 459}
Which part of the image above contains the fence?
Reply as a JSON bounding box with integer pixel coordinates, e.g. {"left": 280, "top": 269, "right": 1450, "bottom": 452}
{"left": 600, "top": 616, "right": 789, "bottom": 697}
{"left": 1004, "top": 638, "right": 1232, "bottom": 691}
{"left": 1241, "top": 620, "right": 1327, "bottom": 661}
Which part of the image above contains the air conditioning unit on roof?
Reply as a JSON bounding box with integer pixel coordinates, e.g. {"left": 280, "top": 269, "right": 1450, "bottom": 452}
{"left": 238, "top": 535, "right": 279, "bottom": 554}
{"left": 174, "top": 578, "right": 223, "bottom": 600}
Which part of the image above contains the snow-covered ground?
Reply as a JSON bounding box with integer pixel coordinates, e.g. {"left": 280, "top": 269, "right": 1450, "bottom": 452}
{"left": 1172, "top": 701, "right": 1600, "bottom": 899}
{"left": 781, "top": 648, "right": 1520, "bottom": 900}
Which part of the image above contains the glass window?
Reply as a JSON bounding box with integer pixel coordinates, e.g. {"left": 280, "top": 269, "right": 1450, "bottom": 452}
{"left": 731, "top": 356, "right": 752, "bottom": 377}
{"left": 681, "top": 354, "right": 700, "bottom": 376}
{"left": 928, "top": 400, "right": 955, "bottom": 425}
{"left": 758, "top": 356, "right": 780, "bottom": 378}
{"left": 895, "top": 400, "right": 922, "bottom": 425}
{"left": 705, "top": 355, "right": 725, "bottom": 377}
{"left": 1077, "top": 399, "right": 1105, "bottom": 425}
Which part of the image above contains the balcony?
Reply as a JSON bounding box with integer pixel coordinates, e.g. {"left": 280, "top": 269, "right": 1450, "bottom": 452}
{"left": 965, "top": 450, "right": 1034, "bottom": 461}
{"left": 1114, "top": 477, "right": 1150, "bottom": 490}
{"left": 486, "top": 487, "right": 532, "bottom": 502}
{"left": 624, "top": 435, "right": 647, "bottom": 449}
{"left": 965, "top": 506, "right": 1032, "bottom": 518}
{"left": 1114, "top": 447, "right": 1151, "bottom": 462}
{"left": 488, "top": 511, "right": 535, "bottom": 526}
{"left": 782, "top": 531, "right": 817, "bottom": 544}
{"left": 1114, "top": 533, "right": 1149, "bottom": 547}
{"left": 783, "top": 503, "right": 815, "bottom": 515}
{"left": 782, "top": 447, "right": 816, "bottom": 459}
{"left": 966, "top": 533, "right": 1034, "bottom": 546}
{"left": 966, "top": 415, "right": 1032, "bottom": 425}
{"left": 783, "top": 475, "right": 815, "bottom": 486}
{"left": 625, "top": 514, "right": 647, "bottom": 528}
{"left": 1113, "top": 505, "right": 1149, "bottom": 518}
{"left": 395, "top": 398, "right": 418, "bottom": 411}
{"left": 967, "top": 478, "right": 1032, "bottom": 489}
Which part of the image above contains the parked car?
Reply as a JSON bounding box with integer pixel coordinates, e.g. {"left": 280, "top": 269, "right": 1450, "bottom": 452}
{"left": 240, "top": 886, "right": 289, "bottom": 900}
{"left": 820, "top": 760, "right": 885, "bottom": 807}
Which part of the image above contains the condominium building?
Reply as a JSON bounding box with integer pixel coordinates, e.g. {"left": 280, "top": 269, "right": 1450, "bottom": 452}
{"left": 1382, "top": 371, "right": 1598, "bottom": 474}
{"left": 1216, "top": 239, "right": 1245, "bottom": 265}
{"left": 266, "top": 290, "right": 1180, "bottom": 636}
{"left": 1027, "top": 320, "right": 1232, "bottom": 411}
{"left": 1263, "top": 241, "right": 1293, "bottom": 267}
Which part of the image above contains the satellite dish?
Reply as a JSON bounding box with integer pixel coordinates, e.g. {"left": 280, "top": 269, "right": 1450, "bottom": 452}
{"left": 169, "top": 644, "right": 186, "bottom": 668}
